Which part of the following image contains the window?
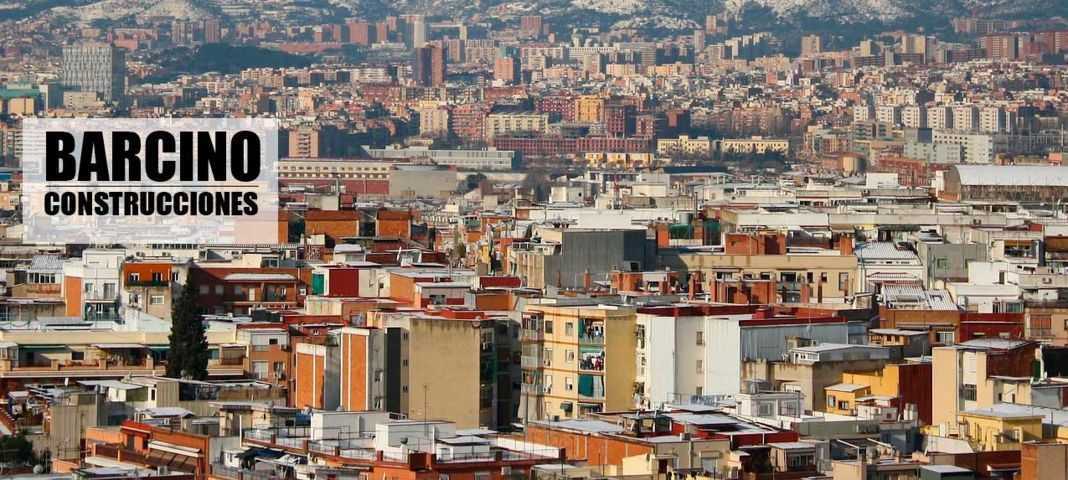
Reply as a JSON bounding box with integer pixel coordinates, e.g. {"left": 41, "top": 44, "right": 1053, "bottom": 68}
{"left": 215, "top": 285, "right": 224, "bottom": 295}
{"left": 544, "top": 320, "right": 553, "bottom": 334}
{"left": 543, "top": 348, "right": 552, "bottom": 367}
{"left": 252, "top": 361, "right": 269, "bottom": 380}
{"left": 696, "top": 331, "right": 704, "bottom": 345}
{"left": 565, "top": 322, "right": 574, "bottom": 336}
{"left": 149, "top": 295, "right": 165, "bottom": 305}
{"left": 199, "top": 285, "right": 209, "bottom": 295}
{"left": 129, "top": 273, "right": 140, "bottom": 283}
{"left": 566, "top": 350, "right": 575, "bottom": 362}
{"left": 936, "top": 331, "right": 956, "bottom": 345}
{"left": 696, "top": 360, "right": 703, "bottom": 374}
{"left": 151, "top": 272, "right": 163, "bottom": 282}
{"left": 838, "top": 272, "right": 849, "bottom": 291}
{"left": 828, "top": 396, "right": 836, "bottom": 408}
{"left": 961, "top": 384, "right": 977, "bottom": 401}
{"left": 935, "top": 258, "right": 949, "bottom": 269}
{"left": 565, "top": 377, "right": 574, "bottom": 391}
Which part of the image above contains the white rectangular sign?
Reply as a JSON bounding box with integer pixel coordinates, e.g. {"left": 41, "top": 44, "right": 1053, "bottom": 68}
{"left": 21, "top": 118, "right": 279, "bottom": 245}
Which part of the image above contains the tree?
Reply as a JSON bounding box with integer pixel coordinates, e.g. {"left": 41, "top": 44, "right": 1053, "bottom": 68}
{"left": 449, "top": 230, "right": 468, "bottom": 267}
{"left": 166, "top": 279, "right": 209, "bottom": 380}
{"left": 0, "top": 433, "right": 34, "bottom": 466}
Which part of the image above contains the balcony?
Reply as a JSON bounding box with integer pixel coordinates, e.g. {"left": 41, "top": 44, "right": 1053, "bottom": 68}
{"left": 126, "top": 279, "right": 171, "bottom": 288}
{"left": 578, "top": 334, "right": 604, "bottom": 346}
{"left": 520, "top": 355, "right": 540, "bottom": 369}
{"left": 24, "top": 283, "right": 61, "bottom": 295}
{"left": 213, "top": 463, "right": 277, "bottom": 480}
{"left": 215, "top": 356, "right": 246, "bottom": 366}
{"left": 520, "top": 329, "right": 544, "bottom": 342}
{"left": 578, "top": 320, "right": 604, "bottom": 346}
{"left": 578, "top": 357, "right": 604, "bottom": 373}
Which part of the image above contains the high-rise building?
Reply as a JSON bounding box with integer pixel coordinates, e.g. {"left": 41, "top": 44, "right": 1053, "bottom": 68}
{"left": 800, "top": 34, "right": 822, "bottom": 56}
{"left": 493, "top": 56, "right": 521, "bottom": 85}
{"left": 403, "top": 14, "right": 428, "bottom": 48}
{"left": 693, "top": 30, "right": 706, "bottom": 52}
{"left": 202, "top": 18, "right": 222, "bottom": 43}
{"left": 412, "top": 45, "right": 446, "bottom": 87}
{"left": 900, "top": 34, "right": 929, "bottom": 56}
{"left": 705, "top": 15, "right": 720, "bottom": 34}
{"left": 575, "top": 95, "right": 605, "bottom": 123}
{"left": 981, "top": 34, "right": 1019, "bottom": 60}
{"left": 858, "top": 39, "right": 880, "bottom": 56}
{"left": 171, "top": 20, "right": 191, "bottom": 45}
{"left": 346, "top": 20, "right": 374, "bottom": 45}
{"left": 520, "top": 15, "right": 543, "bottom": 37}
{"left": 60, "top": 43, "right": 126, "bottom": 105}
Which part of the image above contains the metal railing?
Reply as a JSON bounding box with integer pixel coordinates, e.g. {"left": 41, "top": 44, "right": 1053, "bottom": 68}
{"left": 212, "top": 463, "right": 279, "bottom": 480}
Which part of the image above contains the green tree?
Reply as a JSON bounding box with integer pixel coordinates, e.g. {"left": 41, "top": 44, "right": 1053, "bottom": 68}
{"left": 449, "top": 231, "right": 468, "bottom": 267}
{"left": 166, "top": 280, "right": 209, "bottom": 380}
{"left": 0, "top": 432, "right": 34, "bottom": 466}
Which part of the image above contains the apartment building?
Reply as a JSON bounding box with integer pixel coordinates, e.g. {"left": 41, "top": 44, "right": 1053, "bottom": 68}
{"left": 484, "top": 112, "right": 549, "bottom": 140}
{"left": 660, "top": 232, "right": 858, "bottom": 305}
{"left": 718, "top": 136, "right": 790, "bottom": 155}
{"left": 636, "top": 304, "right": 852, "bottom": 408}
{"left": 931, "top": 338, "right": 1038, "bottom": 428}
{"left": 520, "top": 302, "right": 637, "bottom": 421}
{"left": 656, "top": 135, "right": 713, "bottom": 156}
{"left": 368, "top": 309, "right": 520, "bottom": 429}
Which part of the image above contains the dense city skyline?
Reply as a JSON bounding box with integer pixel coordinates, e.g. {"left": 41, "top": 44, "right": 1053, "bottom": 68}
{"left": 0, "top": 3, "right": 1064, "bottom": 480}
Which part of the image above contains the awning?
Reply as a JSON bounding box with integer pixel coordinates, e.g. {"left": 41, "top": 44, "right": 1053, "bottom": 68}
{"left": 93, "top": 343, "right": 147, "bottom": 350}
{"left": 149, "top": 440, "right": 202, "bottom": 458}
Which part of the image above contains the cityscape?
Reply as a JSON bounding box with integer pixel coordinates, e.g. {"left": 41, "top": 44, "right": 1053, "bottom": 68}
{"left": 0, "top": 1, "right": 1066, "bottom": 480}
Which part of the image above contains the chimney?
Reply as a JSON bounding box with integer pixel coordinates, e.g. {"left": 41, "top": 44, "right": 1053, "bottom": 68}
{"left": 655, "top": 223, "right": 670, "bottom": 248}
{"left": 583, "top": 269, "right": 592, "bottom": 291}
{"left": 838, "top": 233, "right": 854, "bottom": 256}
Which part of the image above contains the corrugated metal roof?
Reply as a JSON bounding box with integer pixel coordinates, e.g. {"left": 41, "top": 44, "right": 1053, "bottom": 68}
{"left": 954, "top": 165, "right": 1068, "bottom": 187}
{"left": 883, "top": 285, "right": 958, "bottom": 310}
{"left": 28, "top": 255, "right": 63, "bottom": 272}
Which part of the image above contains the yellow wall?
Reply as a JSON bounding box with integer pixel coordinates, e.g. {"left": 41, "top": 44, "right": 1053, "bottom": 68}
{"left": 824, "top": 387, "right": 869, "bottom": 415}
{"left": 958, "top": 412, "right": 1043, "bottom": 451}
{"left": 842, "top": 366, "right": 901, "bottom": 397}
{"left": 524, "top": 304, "right": 636, "bottom": 420}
